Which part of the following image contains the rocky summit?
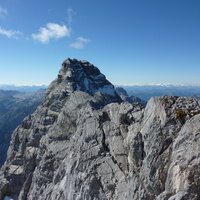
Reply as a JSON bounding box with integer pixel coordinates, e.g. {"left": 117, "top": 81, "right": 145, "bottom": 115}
{"left": 0, "top": 59, "right": 200, "bottom": 200}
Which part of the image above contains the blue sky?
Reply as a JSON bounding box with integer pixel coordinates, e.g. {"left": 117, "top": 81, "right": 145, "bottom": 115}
{"left": 0, "top": 0, "right": 200, "bottom": 86}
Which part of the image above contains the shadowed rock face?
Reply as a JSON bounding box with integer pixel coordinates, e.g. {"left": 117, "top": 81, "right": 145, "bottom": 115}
{"left": 0, "top": 59, "right": 200, "bottom": 200}
{"left": 116, "top": 87, "right": 144, "bottom": 104}
{"left": 48, "top": 58, "right": 119, "bottom": 98}
{"left": 0, "top": 90, "right": 44, "bottom": 166}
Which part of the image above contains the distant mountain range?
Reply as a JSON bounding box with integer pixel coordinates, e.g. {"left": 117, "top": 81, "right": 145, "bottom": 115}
{"left": 0, "top": 84, "right": 47, "bottom": 93}
{"left": 0, "top": 89, "right": 44, "bottom": 166}
{"left": 1, "top": 84, "right": 200, "bottom": 101}
{"left": 120, "top": 85, "right": 200, "bottom": 101}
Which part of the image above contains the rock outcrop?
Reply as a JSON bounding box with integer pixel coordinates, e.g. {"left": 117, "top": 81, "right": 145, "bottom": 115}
{"left": 0, "top": 59, "right": 199, "bottom": 200}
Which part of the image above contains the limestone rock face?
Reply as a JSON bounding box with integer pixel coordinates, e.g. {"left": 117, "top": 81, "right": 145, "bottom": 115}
{"left": 0, "top": 59, "right": 200, "bottom": 200}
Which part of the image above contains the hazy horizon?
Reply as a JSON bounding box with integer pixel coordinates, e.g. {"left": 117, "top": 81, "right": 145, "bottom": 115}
{"left": 2, "top": 83, "right": 200, "bottom": 88}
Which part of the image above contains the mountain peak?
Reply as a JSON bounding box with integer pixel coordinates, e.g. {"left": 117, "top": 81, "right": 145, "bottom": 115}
{"left": 0, "top": 59, "right": 200, "bottom": 200}
{"left": 49, "top": 58, "right": 117, "bottom": 97}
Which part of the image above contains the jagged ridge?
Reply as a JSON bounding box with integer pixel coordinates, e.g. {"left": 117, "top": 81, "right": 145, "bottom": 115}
{"left": 0, "top": 59, "right": 200, "bottom": 200}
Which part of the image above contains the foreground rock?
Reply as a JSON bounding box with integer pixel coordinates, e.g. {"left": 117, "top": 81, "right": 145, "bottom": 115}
{"left": 0, "top": 59, "right": 199, "bottom": 200}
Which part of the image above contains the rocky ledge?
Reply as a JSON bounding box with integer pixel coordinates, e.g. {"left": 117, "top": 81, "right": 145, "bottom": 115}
{"left": 0, "top": 59, "right": 199, "bottom": 200}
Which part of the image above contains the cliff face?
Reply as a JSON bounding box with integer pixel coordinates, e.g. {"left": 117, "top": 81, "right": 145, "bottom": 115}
{"left": 0, "top": 59, "right": 200, "bottom": 200}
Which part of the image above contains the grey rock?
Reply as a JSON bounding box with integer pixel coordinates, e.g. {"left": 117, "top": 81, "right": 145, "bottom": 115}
{"left": 0, "top": 59, "right": 199, "bottom": 200}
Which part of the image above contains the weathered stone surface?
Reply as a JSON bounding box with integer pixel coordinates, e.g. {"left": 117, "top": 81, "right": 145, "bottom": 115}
{"left": 0, "top": 59, "right": 199, "bottom": 200}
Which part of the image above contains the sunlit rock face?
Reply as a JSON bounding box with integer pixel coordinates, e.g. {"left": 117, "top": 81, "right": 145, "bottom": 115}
{"left": 0, "top": 59, "right": 199, "bottom": 200}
